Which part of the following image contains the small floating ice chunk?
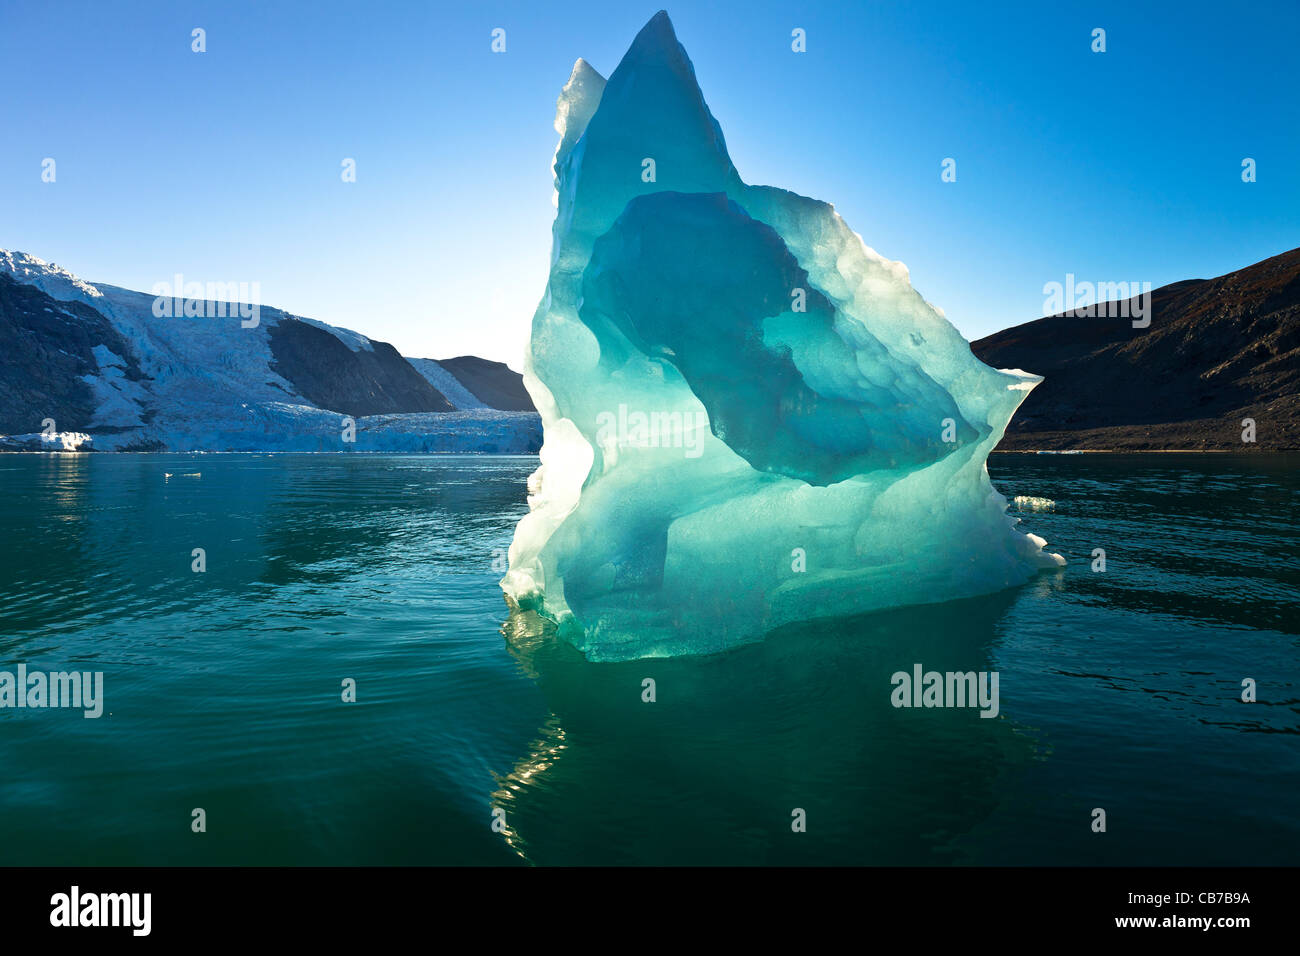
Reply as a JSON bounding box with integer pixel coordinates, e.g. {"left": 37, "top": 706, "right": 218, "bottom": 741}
{"left": 1012, "top": 495, "right": 1056, "bottom": 511}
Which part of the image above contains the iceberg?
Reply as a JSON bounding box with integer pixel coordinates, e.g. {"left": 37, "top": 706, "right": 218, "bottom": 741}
{"left": 502, "top": 11, "right": 1064, "bottom": 661}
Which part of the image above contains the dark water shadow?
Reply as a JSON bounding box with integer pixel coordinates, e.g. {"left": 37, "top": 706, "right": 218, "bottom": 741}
{"left": 496, "top": 588, "right": 1043, "bottom": 865}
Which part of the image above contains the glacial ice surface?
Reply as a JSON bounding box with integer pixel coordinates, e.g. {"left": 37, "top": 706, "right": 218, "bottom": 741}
{"left": 0, "top": 251, "right": 541, "bottom": 454}
{"left": 502, "top": 11, "right": 1064, "bottom": 661}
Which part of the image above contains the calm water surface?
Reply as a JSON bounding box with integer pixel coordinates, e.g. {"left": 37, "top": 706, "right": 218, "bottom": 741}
{"left": 0, "top": 452, "right": 1295, "bottom": 865}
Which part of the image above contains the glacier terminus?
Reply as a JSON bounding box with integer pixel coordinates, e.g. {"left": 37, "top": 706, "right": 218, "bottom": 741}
{"left": 501, "top": 11, "right": 1065, "bottom": 661}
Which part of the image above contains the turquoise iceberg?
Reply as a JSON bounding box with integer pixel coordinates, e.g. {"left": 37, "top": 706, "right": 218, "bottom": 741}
{"left": 502, "top": 11, "right": 1063, "bottom": 661}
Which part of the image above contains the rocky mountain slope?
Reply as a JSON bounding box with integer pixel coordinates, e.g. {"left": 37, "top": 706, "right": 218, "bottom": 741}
{"left": 972, "top": 247, "right": 1300, "bottom": 450}
{"left": 426, "top": 356, "right": 535, "bottom": 412}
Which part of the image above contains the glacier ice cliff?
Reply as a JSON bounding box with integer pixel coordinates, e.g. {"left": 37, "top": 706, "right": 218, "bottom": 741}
{"left": 502, "top": 11, "right": 1064, "bottom": 661}
{"left": 0, "top": 253, "right": 541, "bottom": 454}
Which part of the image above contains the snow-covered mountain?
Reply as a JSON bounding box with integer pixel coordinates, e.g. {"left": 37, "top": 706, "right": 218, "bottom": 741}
{"left": 0, "top": 250, "right": 539, "bottom": 453}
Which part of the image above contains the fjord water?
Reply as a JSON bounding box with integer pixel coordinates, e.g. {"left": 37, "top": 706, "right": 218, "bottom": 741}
{"left": 0, "top": 453, "right": 1295, "bottom": 865}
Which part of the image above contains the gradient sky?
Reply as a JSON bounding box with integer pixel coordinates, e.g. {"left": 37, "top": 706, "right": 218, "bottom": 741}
{"left": 2, "top": 0, "right": 1296, "bottom": 368}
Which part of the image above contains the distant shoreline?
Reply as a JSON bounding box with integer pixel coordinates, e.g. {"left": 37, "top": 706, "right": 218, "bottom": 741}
{"left": 991, "top": 448, "right": 1298, "bottom": 454}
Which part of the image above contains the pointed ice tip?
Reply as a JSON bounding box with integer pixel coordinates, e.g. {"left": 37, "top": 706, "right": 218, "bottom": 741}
{"left": 568, "top": 57, "right": 603, "bottom": 83}
{"left": 635, "top": 10, "right": 678, "bottom": 46}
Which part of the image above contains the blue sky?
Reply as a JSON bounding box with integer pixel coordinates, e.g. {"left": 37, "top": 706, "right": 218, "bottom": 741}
{"left": 2, "top": 0, "right": 1296, "bottom": 367}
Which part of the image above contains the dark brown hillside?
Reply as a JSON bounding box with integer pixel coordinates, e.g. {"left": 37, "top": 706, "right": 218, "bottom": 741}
{"left": 0, "top": 272, "right": 147, "bottom": 434}
{"left": 437, "top": 355, "right": 536, "bottom": 411}
{"left": 267, "top": 318, "right": 455, "bottom": 417}
{"left": 971, "top": 247, "right": 1300, "bottom": 450}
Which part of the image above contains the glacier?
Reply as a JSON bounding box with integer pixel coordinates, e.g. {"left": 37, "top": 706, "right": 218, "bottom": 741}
{"left": 0, "top": 251, "right": 540, "bottom": 454}
{"left": 501, "top": 11, "right": 1064, "bottom": 661}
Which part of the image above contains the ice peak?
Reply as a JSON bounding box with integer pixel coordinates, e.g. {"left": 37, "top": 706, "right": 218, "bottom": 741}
{"left": 553, "top": 58, "right": 606, "bottom": 173}
{"left": 631, "top": 10, "right": 678, "bottom": 50}
{"left": 617, "top": 9, "right": 702, "bottom": 93}
{"left": 560, "top": 56, "right": 605, "bottom": 95}
{"left": 558, "top": 7, "right": 738, "bottom": 234}
{"left": 0, "top": 248, "right": 103, "bottom": 299}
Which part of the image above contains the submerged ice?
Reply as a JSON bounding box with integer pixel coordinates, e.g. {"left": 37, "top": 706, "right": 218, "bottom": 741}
{"left": 502, "top": 11, "right": 1063, "bottom": 661}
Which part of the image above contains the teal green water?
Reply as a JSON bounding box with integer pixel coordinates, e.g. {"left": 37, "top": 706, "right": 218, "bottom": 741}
{"left": 0, "top": 453, "right": 1295, "bottom": 865}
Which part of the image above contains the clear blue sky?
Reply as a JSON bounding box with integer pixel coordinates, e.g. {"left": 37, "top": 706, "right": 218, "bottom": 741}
{"left": 2, "top": 0, "right": 1296, "bottom": 367}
